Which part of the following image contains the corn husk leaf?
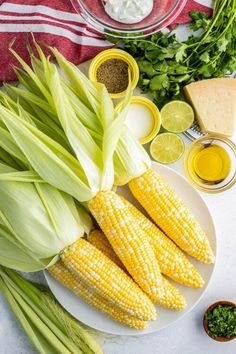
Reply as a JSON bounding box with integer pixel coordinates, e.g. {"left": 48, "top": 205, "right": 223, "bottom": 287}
{"left": 62, "top": 83, "right": 102, "bottom": 135}
{"left": 4, "top": 84, "right": 56, "bottom": 117}
{"left": 0, "top": 124, "right": 29, "bottom": 168}
{"left": 0, "top": 268, "right": 103, "bottom": 354}
{"left": 114, "top": 128, "right": 151, "bottom": 185}
{"left": 3, "top": 84, "right": 58, "bottom": 126}
{"left": 16, "top": 101, "right": 73, "bottom": 152}
{"left": 30, "top": 50, "right": 103, "bottom": 147}
{"left": 0, "top": 232, "right": 55, "bottom": 271}
{"left": 6, "top": 44, "right": 128, "bottom": 196}
{"left": 45, "top": 61, "right": 103, "bottom": 190}
{"left": 0, "top": 277, "right": 58, "bottom": 354}
{"left": 0, "top": 104, "right": 95, "bottom": 201}
{"left": 0, "top": 146, "right": 23, "bottom": 170}
{"left": 74, "top": 203, "right": 93, "bottom": 235}
{"left": 0, "top": 170, "right": 43, "bottom": 183}
{"left": 14, "top": 67, "right": 45, "bottom": 99}
{"left": 30, "top": 50, "right": 102, "bottom": 138}
{"left": 0, "top": 163, "right": 88, "bottom": 269}
{"left": 0, "top": 269, "right": 81, "bottom": 354}
{"left": 50, "top": 54, "right": 151, "bottom": 184}
{"left": 10, "top": 48, "right": 53, "bottom": 107}
{"left": 49, "top": 48, "right": 132, "bottom": 190}
{"left": 49, "top": 49, "right": 149, "bottom": 184}
{"left": 2, "top": 90, "right": 72, "bottom": 152}
{"left": 51, "top": 47, "right": 100, "bottom": 114}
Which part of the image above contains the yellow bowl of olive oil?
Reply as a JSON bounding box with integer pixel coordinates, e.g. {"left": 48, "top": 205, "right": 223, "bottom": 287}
{"left": 184, "top": 135, "right": 236, "bottom": 193}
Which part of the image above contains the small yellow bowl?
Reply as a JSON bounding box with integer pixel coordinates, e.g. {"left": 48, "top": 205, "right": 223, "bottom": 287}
{"left": 116, "top": 96, "right": 161, "bottom": 145}
{"left": 88, "top": 49, "right": 139, "bottom": 99}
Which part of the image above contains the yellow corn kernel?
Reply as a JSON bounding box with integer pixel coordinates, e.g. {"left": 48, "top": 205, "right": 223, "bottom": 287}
{"left": 129, "top": 169, "right": 214, "bottom": 264}
{"left": 61, "top": 238, "right": 156, "bottom": 321}
{"left": 121, "top": 197, "right": 204, "bottom": 288}
{"left": 88, "top": 230, "right": 186, "bottom": 308}
{"left": 48, "top": 261, "right": 147, "bottom": 329}
{"left": 87, "top": 229, "right": 125, "bottom": 271}
{"left": 89, "top": 191, "right": 185, "bottom": 309}
{"left": 88, "top": 229, "right": 186, "bottom": 310}
{"left": 160, "top": 276, "right": 186, "bottom": 310}
{"left": 89, "top": 191, "right": 163, "bottom": 303}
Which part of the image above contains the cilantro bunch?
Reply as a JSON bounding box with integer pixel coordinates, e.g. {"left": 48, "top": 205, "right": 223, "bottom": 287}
{"left": 109, "top": 0, "right": 236, "bottom": 107}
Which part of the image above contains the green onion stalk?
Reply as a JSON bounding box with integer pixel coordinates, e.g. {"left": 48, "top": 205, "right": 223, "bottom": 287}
{"left": 0, "top": 267, "right": 103, "bottom": 354}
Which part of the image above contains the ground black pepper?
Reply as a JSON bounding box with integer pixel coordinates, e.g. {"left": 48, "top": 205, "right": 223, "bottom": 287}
{"left": 96, "top": 59, "right": 129, "bottom": 94}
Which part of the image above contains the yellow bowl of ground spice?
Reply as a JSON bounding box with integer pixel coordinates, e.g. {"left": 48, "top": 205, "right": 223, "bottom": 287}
{"left": 88, "top": 49, "right": 139, "bottom": 99}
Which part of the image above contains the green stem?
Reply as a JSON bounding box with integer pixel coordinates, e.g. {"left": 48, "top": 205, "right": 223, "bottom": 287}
{"left": 189, "top": 5, "right": 236, "bottom": 68}
{"left": 0, "top": 280, "right": 49, "bottom": 354}
{"left": 0, "top": 269, "right": 82, "bottom": 354}
{"left": 1, "top": 268, "right": 102, "bottom": 354}
{"left": 184, "top": 0, "right": 229, "bottom": 60}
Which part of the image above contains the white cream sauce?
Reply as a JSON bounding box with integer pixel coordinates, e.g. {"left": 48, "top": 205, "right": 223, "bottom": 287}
{"left": 104, "top": 0, "right": 153, "bottom": 24}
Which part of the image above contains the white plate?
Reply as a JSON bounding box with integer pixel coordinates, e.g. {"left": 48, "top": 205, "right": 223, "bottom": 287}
{"left": 45, "top": 161, "right": 217, "bottom": 336}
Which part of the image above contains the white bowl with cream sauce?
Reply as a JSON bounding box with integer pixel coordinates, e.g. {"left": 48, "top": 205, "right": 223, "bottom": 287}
{"left": 103, "top": 0, "right": 153, "bottom": 24}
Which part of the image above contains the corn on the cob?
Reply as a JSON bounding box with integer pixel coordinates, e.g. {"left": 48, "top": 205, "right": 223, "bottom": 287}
{"left": 49, "top": 261, "right": 147, "bottom": 329}
{"left": 89, "top": 191, "right": 186, "bottom": 309}
{"left": 89, "top": 191, "right": 163, "bottom": 301}
{"left": 87, "top": 229, "right": 125, "bottom": 271}
{"left": 61, "top": 238, "right": 156, "bottom": 321}
{"left": 88, "top": 223, "right": 203, "bottom": 288}
{"left": 129, "top": 169, "right": 214, "bottom": 264}
{"left": 157, "top": 276, "right": 186, "bottom": 310}
{"left": 121, "top": 197, "right": 204, "bottom": 288}
{"left": 88, "top": 228, "right": 186, "bottom": 309}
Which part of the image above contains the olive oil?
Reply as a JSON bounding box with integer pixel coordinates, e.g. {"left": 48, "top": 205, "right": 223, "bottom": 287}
{"left": 190, "top": 144, "right": 231, "bottom": 184}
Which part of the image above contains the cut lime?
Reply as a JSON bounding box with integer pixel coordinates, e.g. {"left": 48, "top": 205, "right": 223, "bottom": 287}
{"left": 161, "top": 100, "right": 194, "bottom": 133}
{"left": 150, "top": 133, "right": 185, "bottom": 164}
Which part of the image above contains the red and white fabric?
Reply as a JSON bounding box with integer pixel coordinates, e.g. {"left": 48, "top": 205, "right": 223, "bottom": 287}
{"left": 0, "top": 0, "right": 212, "bottom": 81}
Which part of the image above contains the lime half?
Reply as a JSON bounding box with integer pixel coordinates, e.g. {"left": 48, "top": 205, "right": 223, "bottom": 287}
{"left": 150, "top": 133, "right": 185, "bottom": 164}
{"left": 161, "top": 100, "right": 194, "bottom": 133}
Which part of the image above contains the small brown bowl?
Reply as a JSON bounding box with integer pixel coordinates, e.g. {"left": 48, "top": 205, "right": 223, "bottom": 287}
{"left": 203, "top": 300, "right": 236, "bottom": 342}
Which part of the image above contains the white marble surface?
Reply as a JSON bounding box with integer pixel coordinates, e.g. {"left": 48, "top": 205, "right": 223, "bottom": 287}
{"left": 1, "top": 1, "right": 236, "bottom": 351}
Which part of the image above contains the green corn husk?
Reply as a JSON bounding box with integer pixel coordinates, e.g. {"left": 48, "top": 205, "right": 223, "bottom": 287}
{"left": 2, "top": 44, "right": 149, "bottom": 187}
{"left": 51, "top": 49, "right": 150, "bottom": 185}
{"left": 48, "top": 48, "right": 150, "bottom": 185}
{"left": 0, "top": 267, "right": 103, "bottom": 354}
{"left": 0, "top": 42, "right": 131, "bottom": 202}
{"left": 0, "top": 159, "right": 92, "bottom": 271}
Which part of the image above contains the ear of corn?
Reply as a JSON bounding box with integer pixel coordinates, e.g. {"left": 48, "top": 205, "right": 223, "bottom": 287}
{"left": 120, "top": 197, "right": 204, "bottom": 288}
{"left": 88, "top": 191, "right": 186, "bottom": 310}
{"left": 60, "top": 238, "right": 156, "bottom": 321}
{"left": 88, "top": 191, "right": 163, "bottom": 303}
{"left": 129, "top": 168, "right": 214, "bottom": 264}
{"left": 88, "top": 229, "right": 186, "bottom": 309}
{"left": 87, "top": 229, "right": 126, "bottom": 271}
{"left": 48, "top": 261, "right": 147, "bottom": 330}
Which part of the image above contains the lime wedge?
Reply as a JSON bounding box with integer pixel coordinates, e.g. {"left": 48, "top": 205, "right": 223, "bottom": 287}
{"left": 161, "top": 100, "right": 194, "bottom": 133}
{"left": 150, "top": 133, "right": 185, "bottom": 164}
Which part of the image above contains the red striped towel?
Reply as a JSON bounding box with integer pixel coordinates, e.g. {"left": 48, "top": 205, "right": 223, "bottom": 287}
{"left": 0, "top": 0, "right": 212, "bottom": 81}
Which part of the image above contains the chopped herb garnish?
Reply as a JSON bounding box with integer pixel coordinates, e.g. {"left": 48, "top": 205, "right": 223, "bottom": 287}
{"left": 205, "top": 305, "right": 236, "bottom": 338}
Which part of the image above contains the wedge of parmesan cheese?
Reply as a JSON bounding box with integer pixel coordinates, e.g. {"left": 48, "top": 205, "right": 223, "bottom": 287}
{"left": 184, "top": 78, "right": 236, "bottom": 137}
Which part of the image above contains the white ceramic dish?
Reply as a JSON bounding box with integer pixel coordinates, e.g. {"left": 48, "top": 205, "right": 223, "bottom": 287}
{"left": 45, "top": 161, "right": 217, "bottom": 336}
